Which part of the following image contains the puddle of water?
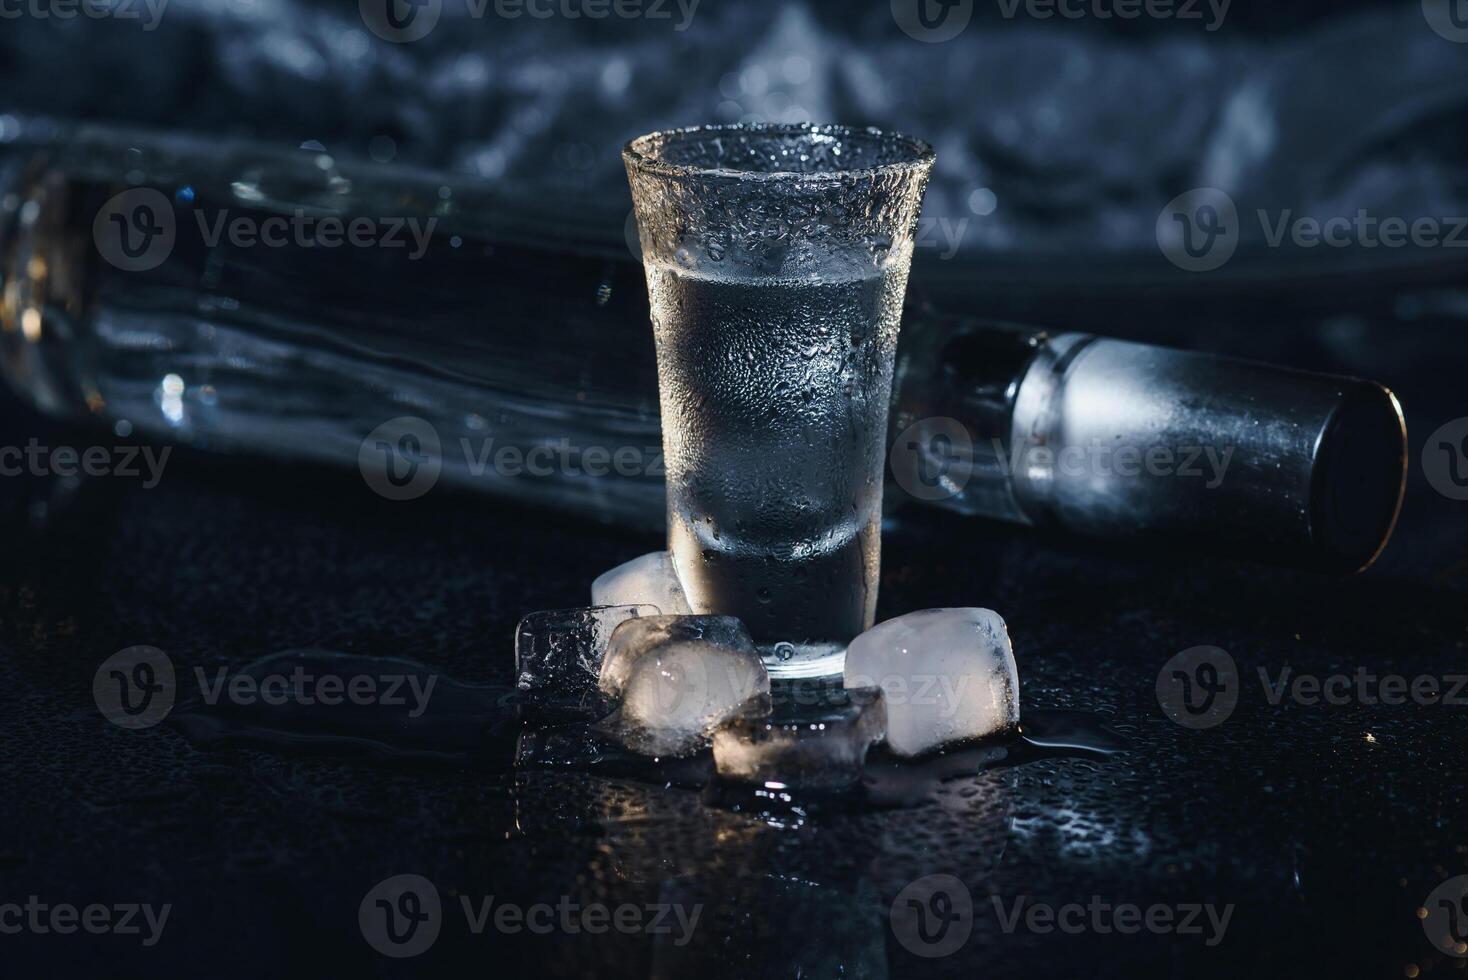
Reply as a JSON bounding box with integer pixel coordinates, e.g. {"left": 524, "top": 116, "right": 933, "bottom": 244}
{"left": 169, "top": 650, "right": 1124, "bottom": 811}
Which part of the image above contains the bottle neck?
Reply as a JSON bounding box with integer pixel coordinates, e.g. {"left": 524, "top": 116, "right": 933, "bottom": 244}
{"left": 889, "top": 304, "right": 1051, "bottom": 524}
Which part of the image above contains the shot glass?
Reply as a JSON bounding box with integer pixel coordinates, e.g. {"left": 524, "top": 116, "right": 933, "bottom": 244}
{"left": 623, "top": 123, "right": 934, "bottom": 673}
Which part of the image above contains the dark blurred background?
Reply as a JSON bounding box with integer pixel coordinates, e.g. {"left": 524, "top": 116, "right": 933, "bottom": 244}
{"left": 3, "top": 0, "right": 1465, "bottom": 261}
{"left": 1, "top": 2, "right": 1466, "bottom": 979}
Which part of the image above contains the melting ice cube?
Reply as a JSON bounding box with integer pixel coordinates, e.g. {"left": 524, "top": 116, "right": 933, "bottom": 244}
{"left": 713, "top": 685, "right": 886, "bottom": 791}
{"left": 843, "top": 608, "right": 1020, "bottom": 757}
{"left": 591, "top": 551, "right": 692, "bottom": 614}
{"left": 599, "top": 615, "right": 769, "bottom": 756}
{"left": 515, "top": 605, "right": 659, "bottom": 706}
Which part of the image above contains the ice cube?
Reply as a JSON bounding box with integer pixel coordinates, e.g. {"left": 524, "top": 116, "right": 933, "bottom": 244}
{"left": 599, "top": 615, "right": 769, "bottom": 756}
{"left": 713, "top": 685, "right": 886, "bottom": 790}
{"left": 843, "top": 608, "right": 1020, "bottom": 757}
{"left": 515, "top": 605, "right": 659, "bottom": 707}
{"left": 591, "top": 551, "right": 692, "bottom": 614}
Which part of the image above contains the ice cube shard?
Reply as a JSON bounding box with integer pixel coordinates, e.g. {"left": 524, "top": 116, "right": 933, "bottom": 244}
{"left": 591, "top": 550, "right": 692, "bottom": 614}
{"left": 515, "top": 604, "right": 659, "bottom": 706}
{"left": 599, "top": 614, "right": 770, "bottom": 757}
{"left": 713, "top": 685, "right": 886, "bottom": 790}
{"left": 843, "top": 608, "right": 1020, "bottom": 757}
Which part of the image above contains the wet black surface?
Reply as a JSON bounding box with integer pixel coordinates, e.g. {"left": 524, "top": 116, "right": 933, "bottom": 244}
{"left": 2, "top": 273, "right": 1467, "bottom": 978}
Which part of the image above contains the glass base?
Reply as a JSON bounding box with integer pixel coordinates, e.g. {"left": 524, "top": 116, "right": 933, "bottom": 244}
{"left": 758, "top": 641, "right": 847, "bottom": 680}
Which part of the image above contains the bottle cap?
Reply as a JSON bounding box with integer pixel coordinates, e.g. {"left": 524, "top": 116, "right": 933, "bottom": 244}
{"left": 1008, "top": 334, "right": 1407, "bottom": 572}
